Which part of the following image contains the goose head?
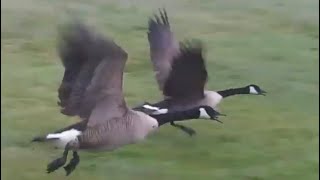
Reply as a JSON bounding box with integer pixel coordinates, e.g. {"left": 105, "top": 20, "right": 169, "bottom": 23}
{"left": 198, "top": 106, "right": 225, "bottom": 123}
{"left": 247, "top": 84, "right": 267, "bottom": 96}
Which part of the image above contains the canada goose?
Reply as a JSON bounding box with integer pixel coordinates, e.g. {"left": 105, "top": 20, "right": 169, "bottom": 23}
{"left": 133, "top": 9, "right": 266, "bottom": 136}
{"left": 32, "top": 22, "right": 224, "bottom": 176}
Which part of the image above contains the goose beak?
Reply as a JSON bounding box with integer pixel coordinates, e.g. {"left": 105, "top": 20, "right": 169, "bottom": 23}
{"left": 212, "top": 112, "right": 226, "bottom": 123}
{"left": 259, "top": 90, "right": 267, "bottom": 96}
{"left": 213, "top": 116, "right": 223, "bottom": 123}
{"left": 217, "top": 113, "right": 227, "bottom": 116}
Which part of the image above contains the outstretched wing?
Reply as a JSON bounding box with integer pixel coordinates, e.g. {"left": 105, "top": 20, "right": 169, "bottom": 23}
{"left": 163, "top": 41, "right": 208, "bottom": 100}
{"left": 57, "top": 22, "right": 128, "bottom": 125}
{"left": 57, "top": 22, "right": 93, "bottom": 109}
{"left": 148, "top": 8, "right": 179, "bottom": 91}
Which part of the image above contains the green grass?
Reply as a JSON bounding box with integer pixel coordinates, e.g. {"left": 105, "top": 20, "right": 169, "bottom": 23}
{"left": 1, "top": 0, "right": 319, "bottom": 179}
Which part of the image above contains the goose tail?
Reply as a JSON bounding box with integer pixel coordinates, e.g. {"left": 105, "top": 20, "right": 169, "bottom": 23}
{"left": 31, "top": 135, "right": 59, "bottom": 142}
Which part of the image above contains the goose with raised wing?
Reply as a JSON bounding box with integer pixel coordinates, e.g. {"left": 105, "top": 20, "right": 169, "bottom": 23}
{"left": 32, "top": 22, "right": 224, "bottom": 176}
{"left": 133, "top": 9, "right": 266, "bottom": 136}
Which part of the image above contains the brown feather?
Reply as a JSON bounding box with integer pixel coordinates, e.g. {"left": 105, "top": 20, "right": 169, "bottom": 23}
{"left": 57, "top": 23, "right": 128, "bottom": 122}
{"left": 163, "top": 41, "right": 208, "bottom": 100}
{"left": 148, "top": 8, "right": 179, "bottom": 91}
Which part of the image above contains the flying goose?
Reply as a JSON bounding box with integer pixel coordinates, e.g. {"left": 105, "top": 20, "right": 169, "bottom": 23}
{"left": 32, "top": 22, "right": 224, "bottom": 176}
{"left": 133, "top": 9, "right": 266, "bottom": 136}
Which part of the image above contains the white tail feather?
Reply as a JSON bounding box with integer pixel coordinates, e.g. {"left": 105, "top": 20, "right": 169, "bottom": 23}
{"left": 46, "top": 129, "right": 82, "bottom": 148}
{"left": 142, "top": 104, "right": 160, "bottom": 110}
{"left": 152, "top": 108, "right": 168, "bottom": 115}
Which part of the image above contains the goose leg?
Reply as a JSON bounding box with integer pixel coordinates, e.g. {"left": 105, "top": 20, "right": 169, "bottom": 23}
{"left": 63, "top": 151, "right": 80, "bottom": 176}
{"left": 47, "top": 144, "right": 70, "bottom": 173}
{"left": 170, "top": 121, "right": 196, "bottom": 136}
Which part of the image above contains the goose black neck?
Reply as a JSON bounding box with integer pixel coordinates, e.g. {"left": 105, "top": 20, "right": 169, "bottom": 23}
{"left": 217, "top": 87, "right": 248, "bottom": 98}
{"left": 150, "top": 108, "right": 200, "bottom": 126}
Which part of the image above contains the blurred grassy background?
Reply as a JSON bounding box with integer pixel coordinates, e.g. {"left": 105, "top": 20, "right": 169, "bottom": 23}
{"left": 1, "top": 0, "right": 319, "bottom": 179}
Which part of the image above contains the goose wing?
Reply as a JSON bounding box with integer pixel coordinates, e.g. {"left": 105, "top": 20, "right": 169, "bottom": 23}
{"left": 148, "top": 9, "right": 179, "bottom": 91}
{"left": 163, "top": 41, "right": 208, "bottom": 100}
{"left": 57, "top": 22, "right": 128, "bottom": 126}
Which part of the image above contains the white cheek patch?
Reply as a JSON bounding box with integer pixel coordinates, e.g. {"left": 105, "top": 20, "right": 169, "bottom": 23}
{"left": 249, "top": 86, "right": 259, "bottom": 94}
{"left": 142, "top": 104, "right": 160, "bottom": 111}
{"left": 199, "top": 108, "right": 210, "bottom": 119}
{"left": 152, "top": 108, "right": 168, "bottom": 115}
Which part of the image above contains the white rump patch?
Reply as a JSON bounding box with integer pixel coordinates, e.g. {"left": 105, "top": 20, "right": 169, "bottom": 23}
{"left": 142, "top": 104, "right": 160, "bottom": 111}
{"left": 46, "top": 129, "right": 82, "bottom": 148}
{"left": 152, "top": 108, "right": 169, "bottom": 115}
{"left": 142, "top": 104, "right": 168, "bottom": 115}
{"left": 249, "top": 86, "right": 258, "bottom": 94}
{"left": 199, "top": 108, "right": 210, "bottom": 119}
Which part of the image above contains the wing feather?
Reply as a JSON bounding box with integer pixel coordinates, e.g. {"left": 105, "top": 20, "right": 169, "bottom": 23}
{"left": 163, "top": 41, "right": 208, "bottom": 100}
{"left": 148, "top": 9, "right": 179, "bottom": 91}
{"left": 57, "top": 22, "right": 128, "bottom": 124}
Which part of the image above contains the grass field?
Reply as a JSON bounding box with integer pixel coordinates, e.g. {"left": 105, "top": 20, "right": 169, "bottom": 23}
{"left": 1, "top": 0, "right": 319, "bottom": 179}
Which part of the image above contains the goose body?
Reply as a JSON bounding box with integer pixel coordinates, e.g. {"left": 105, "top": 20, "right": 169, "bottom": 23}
{"left": 133, "top": 9, "right": 266, "bottom": 136}
{"left": 139, "top": 91, "right": 222, "bottom": 113}
{"left": 44, "top": 110, "right": 157, "bottom": 151}
{"left": 77, "top": 110, "right": 159, "bottom": 151}
{"left": 32, "top": 22, "right": 223, "bottom": 176}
